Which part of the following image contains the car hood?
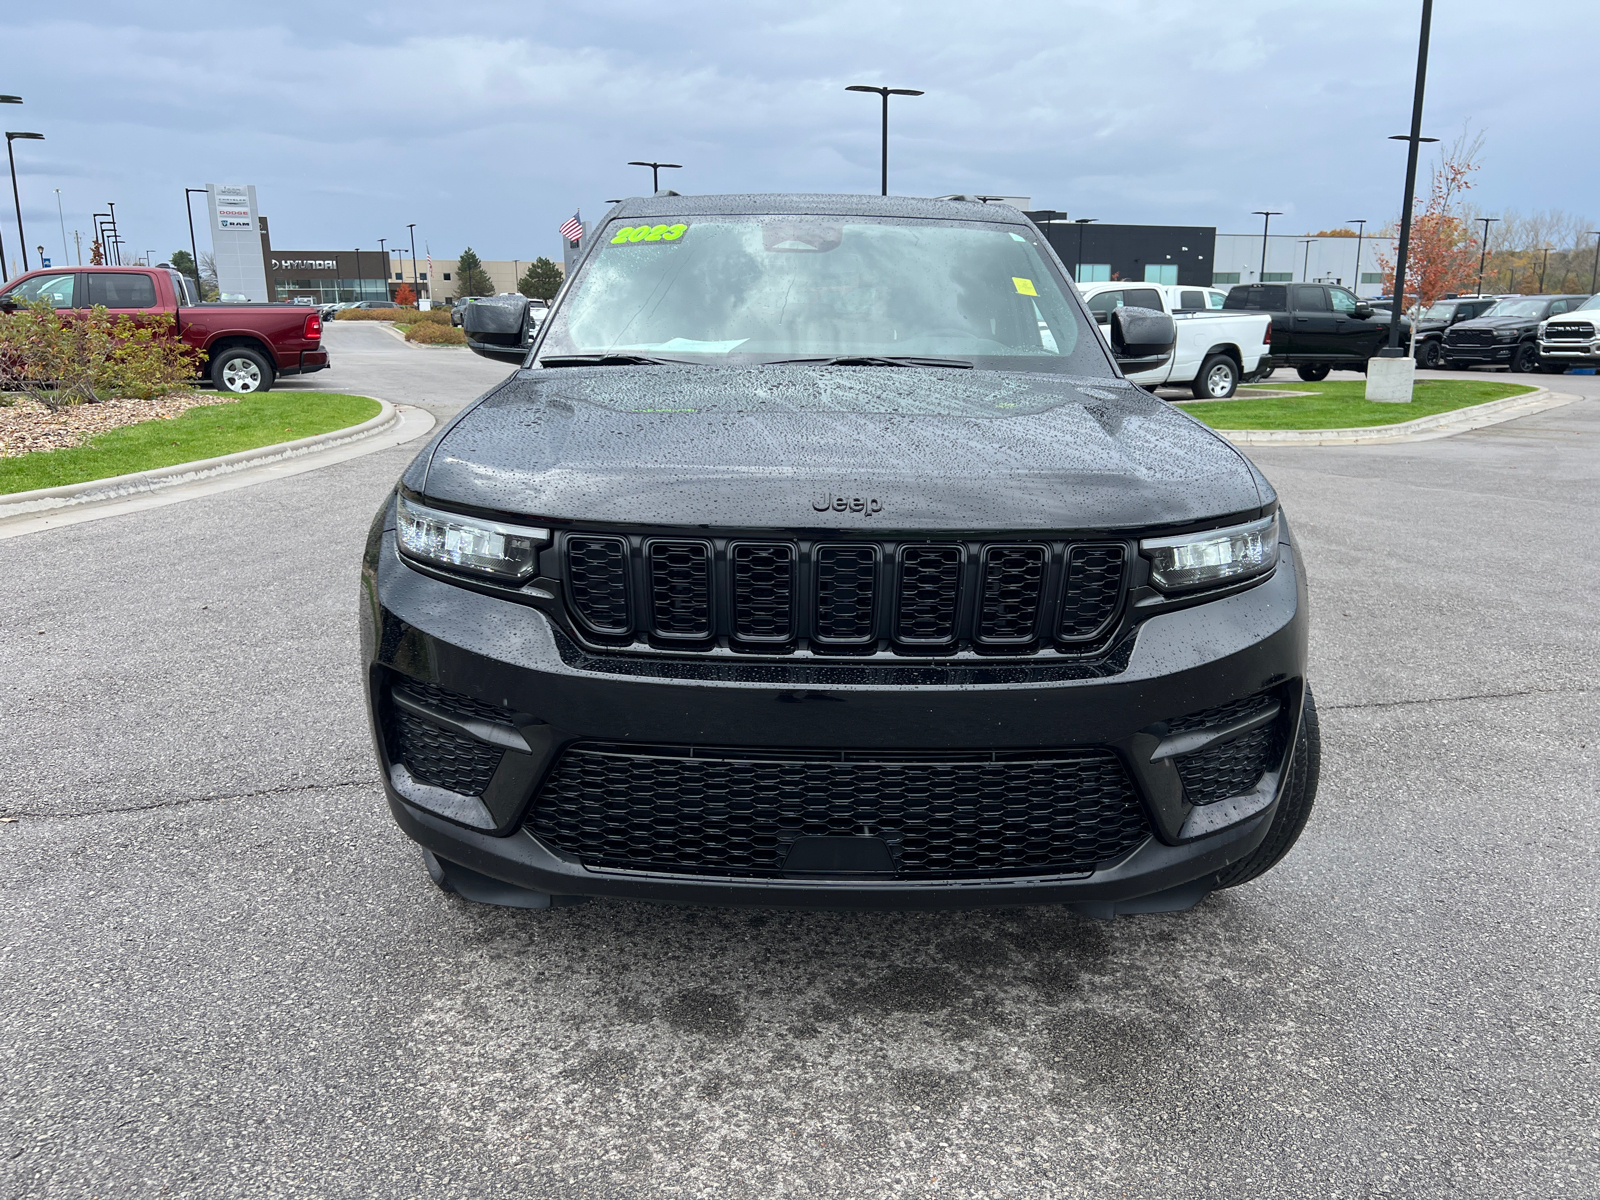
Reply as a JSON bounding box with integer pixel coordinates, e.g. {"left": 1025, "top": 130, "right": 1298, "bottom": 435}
{"left": 414, "top": 365, "right": 1267, "bottom": 532}
{"left": 1453, "top": 314, "right": 1538, "bottom": 331}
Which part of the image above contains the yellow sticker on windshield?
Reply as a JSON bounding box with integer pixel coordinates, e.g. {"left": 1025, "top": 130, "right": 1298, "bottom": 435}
{"left": 1013, "top": 277, "right": 1037, "bottom": 296}
{"left": 609, "top": 223, "right": 688, "bottom": 245}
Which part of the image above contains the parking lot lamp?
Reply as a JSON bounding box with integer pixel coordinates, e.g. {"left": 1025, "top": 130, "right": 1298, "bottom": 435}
{"left": 1474, "top": 216, "right": 1500, "bottom": 296}
{"left": 1538, "top": 246, "right": 1551, "bottom": 293}
{"left": 845, "top": 85, "right": 924, "bottom": 196}
{"left": 1251, "top": 211, "right": 1281, "bottom": 279}
{"left": 183, "top": 188, "right": 207, "bottom": 292}
{"left": 1074, "top": 218, "right": 1096, "bottom": 279}
{"left": 107, "top": 200, "right": 121, "bottom": 265}
{"left": 6, "top": 131, "right": 44, "bottom": 271}
{"left": 0, "top": 99, "right": 17, "bottom": 279}
{"left": 407, "top": 223, "right": 419, "bottom": 299}
{"left": 1348, "top": 219, "right": 1368, "bottom": 292}
{"left": 1588, "top": 232, "right": 1600, "bottom": 295}
{"left": 626, "top": 161, "right": 681, "bottom": 194}
{"left": 1381, "top": 0, "right": 1439, "bottom": 354}
{"left": 378, "top": 238, "right": 387, "bottom": 300}
{"left": 55, "top": 188, "right": 67, "bottom": 269}
{"left": 1298, "top": 238, "right": 1317, "bottom": 282}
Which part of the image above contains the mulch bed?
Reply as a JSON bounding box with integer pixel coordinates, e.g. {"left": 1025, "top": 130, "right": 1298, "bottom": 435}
{"left": 0, "top": 392, "right": 238, "bottom": 458}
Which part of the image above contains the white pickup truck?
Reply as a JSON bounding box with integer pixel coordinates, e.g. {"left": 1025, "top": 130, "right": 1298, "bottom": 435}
{"left": 1078, "top": 282, "right": 1273, "bottom": 398}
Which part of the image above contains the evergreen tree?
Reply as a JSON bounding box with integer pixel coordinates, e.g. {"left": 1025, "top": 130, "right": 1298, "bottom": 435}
{"left": 454, "top": 247, "right": 495, "bottom": 298}
{"left": 170, "top": 249, "right": 199, "bottom": 281}
{"left": 519, "top": 256, "right": 563, "bottom": 301}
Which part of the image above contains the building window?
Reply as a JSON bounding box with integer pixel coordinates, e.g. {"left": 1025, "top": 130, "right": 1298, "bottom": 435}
{"left": 442, "top": 272, "right": 451, "bottom": 281}
{"left": 1075, "top": 263, "right": 1111, "bottom": 282}
{"left": 1211, "top": 271, "right": 1241, "bottom": 286}
{"left": 394, "top": 272, "right": 403, "bottom": 280}
{"left": 1261, "top": 272, "right": 1293, "bottom": 282}
{"left": 1361, "top": 272, "right": 1385, "bottom": 284}
{"left": 1143, "top": 264, "right": 1178, "bottom": 285}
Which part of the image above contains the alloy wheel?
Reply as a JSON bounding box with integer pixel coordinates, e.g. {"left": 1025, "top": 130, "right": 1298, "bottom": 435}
{"left": 1205, "top": 362, "right": 1235, "bottom": 398}
{"left": 221, "top": 357, "right": 263, "bottom": 392}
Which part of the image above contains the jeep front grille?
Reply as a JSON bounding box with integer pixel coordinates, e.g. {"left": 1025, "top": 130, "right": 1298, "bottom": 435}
{"left": 559, "top": 533, "right": 1130, "bottom": 656}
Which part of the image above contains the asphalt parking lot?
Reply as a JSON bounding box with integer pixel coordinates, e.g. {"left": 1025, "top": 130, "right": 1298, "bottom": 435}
{"left": 2, "top": 329, "right": 1596, "bottom": 1198}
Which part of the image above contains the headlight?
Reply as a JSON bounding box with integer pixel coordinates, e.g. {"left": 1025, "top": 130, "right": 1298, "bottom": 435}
{"left": 1496, "top": 328, "right": 1520, "bottom": 342}
{"left": 1140, "top": 512, "right": 1280, "bottom": 593}
{"left": 396, "top": 494, "right": 549, "bottom": 581}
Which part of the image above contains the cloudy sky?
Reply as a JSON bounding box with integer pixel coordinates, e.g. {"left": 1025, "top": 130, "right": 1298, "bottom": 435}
{"left": 2, "top": 0, "right": 1594, "bottom": 269}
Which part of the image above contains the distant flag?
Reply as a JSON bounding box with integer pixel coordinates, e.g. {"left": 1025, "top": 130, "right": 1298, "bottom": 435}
{"left": 559, "top": 212, "right": 584, "bottom": 244}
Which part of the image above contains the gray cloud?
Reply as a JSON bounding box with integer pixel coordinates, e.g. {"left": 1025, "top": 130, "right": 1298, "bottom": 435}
{"left": 2, "top": 0, "right": 1592, "bottom": 268}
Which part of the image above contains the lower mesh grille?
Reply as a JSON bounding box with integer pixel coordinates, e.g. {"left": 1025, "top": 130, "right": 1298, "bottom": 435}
{"left": 1176, "top": 725, "right": 1281, "bottom": 805}
{"left": 1170, "top": 691, "right": 1285, "bottom": 806}
{"left": 389, "top": 708, "right": 503, "bottom": 796}
{"left": 527, "top": 744, "right": 1149, "bottom": 878}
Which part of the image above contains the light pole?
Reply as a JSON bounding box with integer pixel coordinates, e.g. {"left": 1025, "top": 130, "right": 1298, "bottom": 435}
{"left": 1474, "top": 216, "right": 1500, "bottom": 297}
{"left": 1298, "top": 238, "right": 1317, "bottom": 282}
{"left": 378, "top": 237, "right": 387, "bottom": 300}
{"left": 354, "top": 248, "right": 363, "bottom": 302}
{"left": 1251, "top": 211, "right": 1281, "bottom": 280}
{"left": 107, "top": 201, "right": 121, "bottom": 265}
{"left": 626, "top": 161, "right": 681, "bottom": 193}
{"left": 0, "top": 97, "right": 19, "bottom": 282}
{"left": 92, "top": 212, "right": 110, "bottom": 265}
{"left": 1382, "top": 0, "right": 1439, "bottom": 354}
{"left": 54, "top": 188, "right": 67, "bottom": 268}
{"left": 1538, "top": 246, "right": 1551, "bottom": 293}
{"left": 1588, "top": 231, "right": 1600, "bottom": 296}
{"left": 1348, "top": 219, "right": 1368, "bottom": 293}
{"left": 183, "top": 187, "right": 206, "bottom": 292}
{"left": 406, "top": 223, "right": 420, "bottom": 301}
{"left": 1075, "top": 217, "right": 1097, "bottom": 279}
{"left": 6, "top": 131, "right": 44, "bottom": 271}
{"left": 845, "top": 84, "right": 924, "bottom": 196}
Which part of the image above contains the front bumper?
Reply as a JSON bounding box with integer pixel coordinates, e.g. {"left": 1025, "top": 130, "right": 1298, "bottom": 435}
{"left": 1443, "top": 341, "right": 1517, "bottom": 364}
{"left": 360, "top": 512, "right": 1310, "bottom": 912}
{"left": 1539, "top": 340, "right": 1600, "bottom": 365}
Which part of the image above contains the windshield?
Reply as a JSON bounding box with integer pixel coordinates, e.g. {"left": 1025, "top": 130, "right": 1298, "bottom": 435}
{"left": 1421, "top": 303, "right": 1458, "bottom": 320}
{"left": 1575, "top": 294, "right": 1600, "bottom": 312}
{"left": 1488, "top": 299, "right": 1548, "bottom": 318}
{"left": 537, "top": 215, "right": 1108, "bottom": 375}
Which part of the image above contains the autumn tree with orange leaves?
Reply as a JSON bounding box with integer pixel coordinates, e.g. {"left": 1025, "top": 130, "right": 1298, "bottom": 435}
{"left": 1376, "top": 128, "right": 1484, "bottom": 308}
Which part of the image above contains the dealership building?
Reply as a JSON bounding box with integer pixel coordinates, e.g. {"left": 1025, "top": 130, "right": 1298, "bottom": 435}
{"left": 261, "top": 223, "right": 537, "bottom": 304}
{"left": 1022, "top": 211, "right": 1399, "bottom": 298}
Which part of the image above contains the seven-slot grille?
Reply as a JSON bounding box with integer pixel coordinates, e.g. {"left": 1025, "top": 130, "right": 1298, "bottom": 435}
{"left": 560, "top": 534, "right": 1128, "bottom": 655}
{"left": 1543, "top": 322, "right": 1595, "bottom": 340}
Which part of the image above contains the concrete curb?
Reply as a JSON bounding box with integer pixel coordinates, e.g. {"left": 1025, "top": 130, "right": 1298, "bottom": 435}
{"left": 1215, "top": 387, "right": 1580, "bottom": 446}
{"left": 0, "top": 399, "right": 399, "bottom": 516}
{"left": 0, "top": 399, "right": 436, "bottom": 539}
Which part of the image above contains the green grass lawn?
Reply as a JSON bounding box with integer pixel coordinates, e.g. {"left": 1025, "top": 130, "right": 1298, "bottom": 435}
{"left": 1, "top": 391, "right": 381, "bottom": 495}
{"left": 1178, "top": 379, "right": 1539, "bottom": 430}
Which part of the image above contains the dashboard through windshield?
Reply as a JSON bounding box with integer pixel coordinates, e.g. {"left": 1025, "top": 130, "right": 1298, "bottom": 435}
{"left": 536, "top": 215, "right": 1110, "bottom": 376}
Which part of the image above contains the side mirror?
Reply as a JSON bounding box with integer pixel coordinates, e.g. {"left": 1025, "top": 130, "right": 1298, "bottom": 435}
{"left": 0, "top": 298, "right": 16, "bottom": 314}
{"left": 462, "top": 294, "right": 533, "bottom": 364}
{"left": 1109, "top": 306, "right": 1176, "bottom": 372}
{"left": 1353, "top": 304, "right": 1374, "bottom": 319}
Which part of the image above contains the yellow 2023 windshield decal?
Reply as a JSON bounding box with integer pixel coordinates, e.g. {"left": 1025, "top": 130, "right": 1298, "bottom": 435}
{"left": 609, "top": 223, "right": 689, "bottom": 245}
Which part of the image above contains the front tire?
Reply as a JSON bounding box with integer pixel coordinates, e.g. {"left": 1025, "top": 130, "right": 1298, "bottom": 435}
{"left": 1215, "top": 686, "right": 1321, "bottom": 890}
{"left": 211, "top": 346, "right": 275, "bottom": 394}
{"left": 1416, "top": 339, "right": 1441, "bottom": 368}
{"left": 1296, "top": 363, "right": 1331, "bottom": 382}
{"left": 1509, "top": 342, "right": 1538, "bottom": 373}
{"left": 1193, "top": 354, "right": 1240, "bottom": 399}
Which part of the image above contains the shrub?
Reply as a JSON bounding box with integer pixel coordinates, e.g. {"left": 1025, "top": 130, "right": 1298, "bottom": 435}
{"left": 0, "top": 302, "right": 203, "bottom": 408}
{"left": 336, "top": 306, "right": 453, "bottom": 324}
{"left": 406, "top": 322, "right": 467, "bottom": 345}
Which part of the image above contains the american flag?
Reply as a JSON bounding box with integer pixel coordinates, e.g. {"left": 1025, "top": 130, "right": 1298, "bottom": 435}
{"left": 559, "top": 212, "right": 583, "bottom": 243}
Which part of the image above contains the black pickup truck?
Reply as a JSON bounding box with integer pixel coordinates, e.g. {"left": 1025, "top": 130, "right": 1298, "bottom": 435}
{"left": 1223, "top": 282, "right": 1408, "bottom": 381}
{"left": 1440, "top": 294, "right": 1590, "bottom": 373}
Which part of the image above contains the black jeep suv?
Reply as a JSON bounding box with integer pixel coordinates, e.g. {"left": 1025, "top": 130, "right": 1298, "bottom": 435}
{"left": 360, "top": 194, "right": 1318, "bottom": 917}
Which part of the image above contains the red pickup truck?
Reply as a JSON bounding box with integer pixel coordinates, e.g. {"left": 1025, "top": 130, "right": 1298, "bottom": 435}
{"left": 0, "top": 264, "right": 328, "bottom": 393}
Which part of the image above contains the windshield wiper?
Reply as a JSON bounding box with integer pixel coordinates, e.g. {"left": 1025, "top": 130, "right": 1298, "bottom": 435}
{"left": 537, "top": 353, "right": 702, "bottom": 367}
{"left": 761, "top": 355, "right": 975, "bottom": 369}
